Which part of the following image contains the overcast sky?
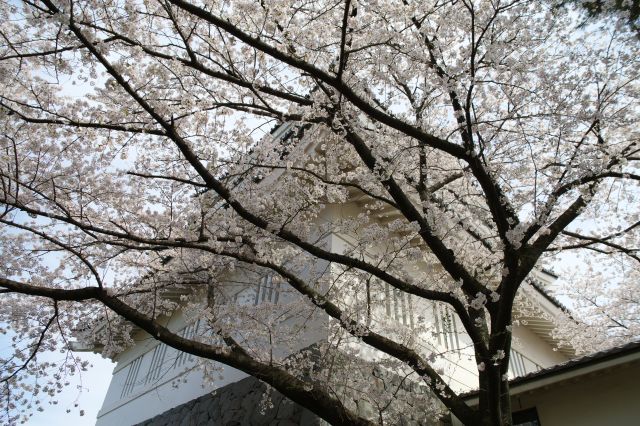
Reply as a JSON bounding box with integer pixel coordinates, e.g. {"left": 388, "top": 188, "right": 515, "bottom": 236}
{"left": 0, "top": 333, "right": 113, "bottom": 425}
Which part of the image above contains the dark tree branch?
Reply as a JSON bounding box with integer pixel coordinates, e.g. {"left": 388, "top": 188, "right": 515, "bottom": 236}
{"left": 0, "top": 276, "right": 373, "bottom": 426}
{"left": 166, "top": 0, "right": 469, "bottom": 160}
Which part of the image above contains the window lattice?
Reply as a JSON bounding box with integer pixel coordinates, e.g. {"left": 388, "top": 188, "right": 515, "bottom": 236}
{"left": 509, "top": 349, "right": 542, "bottom": 378}
{"left": 146, "top": 343, "right": 168, "bottom": 384}
{"left": 121, "top": 355, "right": 143, "bottom": 398}
{"left": 383, "top": 283, "right": 414, "bottom": 327}
{"left": 433, "top": 304, "right": 460, "bottom": 351}
{"left": 175, "top": 320, "right": 201, "bottom": 367}
{"left": 254, "top": 274, "right": 281, "bottom": 305}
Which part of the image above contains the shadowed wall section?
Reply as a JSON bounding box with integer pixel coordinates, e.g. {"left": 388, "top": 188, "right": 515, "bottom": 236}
{"left": 135, "top": 376, "right": 326, "bottom": 426}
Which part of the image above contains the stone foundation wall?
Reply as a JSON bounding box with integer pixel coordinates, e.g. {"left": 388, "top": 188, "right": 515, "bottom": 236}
{"left": 135, "top": 376, "right": 325, "bottom": 426}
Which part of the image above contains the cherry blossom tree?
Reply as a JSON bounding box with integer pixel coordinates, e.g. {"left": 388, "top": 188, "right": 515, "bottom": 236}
{"left": 1, "top": 1, "right": 638, "bottom": 425}
{"left": 558, "top": 0, "right": 640, "bottom": 35}
{"left": 551, "top": 252, "right": 640, "bottom": 354}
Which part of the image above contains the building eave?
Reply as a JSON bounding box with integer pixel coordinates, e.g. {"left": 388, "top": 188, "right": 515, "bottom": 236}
{"left": 462, "top": 340, "right": 640, "bottom": 405}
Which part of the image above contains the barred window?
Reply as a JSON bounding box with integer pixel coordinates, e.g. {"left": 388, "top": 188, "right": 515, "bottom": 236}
{"left": 146, "top": 343, "right": 168, "bottom": 384}
{"left": 121, "top": 355, "right": 143, "bottom": 398}
{"left": 254, "top": 273, "right": 281, "bottom": 305}
{"left": 433, "top": 304, "right": 460, "bottom": 351}
{"left": 509, "top": 349, "right": 527, "bottom": 377}
{"left": 383, "top": 283, "right": 414, "bottom": 327}
{"left": 175, "top": 320, "right": 201, "bottom": 367}
{"left": 509, "top": 349, "right": 542, "bottom": 378}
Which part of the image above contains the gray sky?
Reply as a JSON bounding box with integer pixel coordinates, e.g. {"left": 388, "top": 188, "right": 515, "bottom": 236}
{"left": 0, "top": 333, "right": 113, "bottom": 426}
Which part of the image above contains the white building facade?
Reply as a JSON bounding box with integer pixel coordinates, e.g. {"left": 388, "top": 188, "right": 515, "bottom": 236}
{"left": 90, "top": 124, "right": 574, "bottom": 425}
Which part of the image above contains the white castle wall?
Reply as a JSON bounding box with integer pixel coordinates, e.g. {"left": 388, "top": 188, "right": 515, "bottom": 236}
{"left": 95, "top": 203, "right": 569, "bottom": 424}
